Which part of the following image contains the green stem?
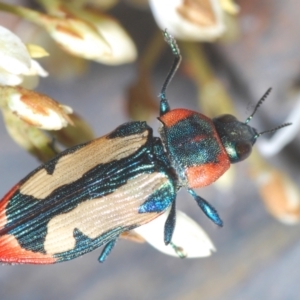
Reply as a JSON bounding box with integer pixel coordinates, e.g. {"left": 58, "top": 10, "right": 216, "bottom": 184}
{"left": 181, "top": 42, "right": 236, "bottom": 116}
{"left": 181, "top": 41, "right": 214, "bottom": 85}
{"left": 35, "top": 0, "right": 61, "bottom": 16}
{"left": 0, "top": 2, "right": 46, "bottom": 26}
{"left": 140, "top": 29, "right": 166, "bottom": 71}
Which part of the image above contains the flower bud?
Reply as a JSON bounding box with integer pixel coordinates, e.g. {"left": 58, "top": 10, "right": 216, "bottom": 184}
{"left": 1, "top": 86, "right": 72, "bottom": 130}
{"left": 41, "top": 15, "right": 112, "bottom": 61}
{"left": 51, "top": 5, "right": 137, "bottom": 65}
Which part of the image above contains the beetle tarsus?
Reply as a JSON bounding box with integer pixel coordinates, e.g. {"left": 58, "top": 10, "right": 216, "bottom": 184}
{"left": 188, "top": 189, "right": 223, "bottom": 227}
{"left": 98, "top": 238, "right": 118, "bottom": 263}
{"left": 170, "top": 242, "right": 187, "bottom": 258}
{"left": 164, "top": 201, "right": 176, "bottom": 245}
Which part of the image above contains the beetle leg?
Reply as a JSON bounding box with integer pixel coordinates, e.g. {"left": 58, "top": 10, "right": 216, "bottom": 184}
{"left": 187, "top": 189, "right": 223, "bottom": 227}
{"left": 98, "top": 237, "right": 118, "bottom": 263}
{"left": 164, "top": 201, "right": 176, "bottom": 245}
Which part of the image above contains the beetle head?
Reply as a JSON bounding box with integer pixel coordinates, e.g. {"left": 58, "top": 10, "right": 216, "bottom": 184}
{"left": 213, "top": 88, "right": 291, "bottom": 164}
{"left": 213, "top": 114, "right": 257, "bottom": 163}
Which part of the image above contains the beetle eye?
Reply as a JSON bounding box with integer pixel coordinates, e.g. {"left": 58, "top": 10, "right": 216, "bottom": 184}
{"left": 235, "top": 142, "right": 252, "bottom": 161}
{"left": 215, "top": 114, "right": 238, "bottom": 123}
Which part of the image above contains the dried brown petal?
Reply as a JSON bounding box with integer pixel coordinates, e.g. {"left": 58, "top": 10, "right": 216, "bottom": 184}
{"left": 257, "top": 170, "right": 300, "bottom": 224}
{"left": 120, "top": 231, "right": 145, "bottom": 243}
{"left": 177, "top": 0, "right": 217, "bottom": 27}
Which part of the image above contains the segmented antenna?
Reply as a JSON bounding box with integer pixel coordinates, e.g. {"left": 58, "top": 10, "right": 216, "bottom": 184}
{"left": 255, "top": 122, "right": 292, "bottom": 139}
{"left": 159, "top": 30, "right": 182, "bottom": 116}
{"left": 245, "top": 88, "right": 272, "bottom": 124}
{"left": 245, "top": 88, "right": 292, "bottom": 139}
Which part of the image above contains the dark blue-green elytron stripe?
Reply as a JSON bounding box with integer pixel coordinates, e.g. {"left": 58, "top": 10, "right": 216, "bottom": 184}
{"left": 54, "top": 226, "right": 134, "bottom": 262}
{"left": 107, "top": 121, "right": 148, "bottom": 139}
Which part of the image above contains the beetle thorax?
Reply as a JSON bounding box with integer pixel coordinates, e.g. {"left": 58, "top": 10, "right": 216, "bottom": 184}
{"left": 158, "top": 109, "right": 230, "bottom": 189}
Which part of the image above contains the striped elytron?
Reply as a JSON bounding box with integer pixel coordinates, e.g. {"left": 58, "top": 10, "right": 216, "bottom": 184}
{"left": 0, "top": 31, "right": 288, "bottom": 264}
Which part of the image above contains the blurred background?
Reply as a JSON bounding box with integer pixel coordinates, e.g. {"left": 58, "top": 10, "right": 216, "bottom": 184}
{"left": 0, "top": 0, "right": 300, "bottom": 299}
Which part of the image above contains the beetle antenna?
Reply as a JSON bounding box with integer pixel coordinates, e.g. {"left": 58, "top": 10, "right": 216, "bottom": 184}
{"left": 254, "top": 122, "right": 292, "bottom": 139}
{"left": 159, "top": 29, "right": 182, "bottom": 116}
{"left": 245, "top": 88, "right": 272, "bottom": 124}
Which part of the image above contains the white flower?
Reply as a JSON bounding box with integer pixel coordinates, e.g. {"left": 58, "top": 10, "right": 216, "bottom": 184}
{"left": 149, "top": 0, "right": 226, "bottom": 41}
{"left": 0, "top": 25, "right": 31, "bottom": 85}
{"left": 134, "top": 208, "right": 215, "bottom": 258}
{"left": 1, "top": 86, "right": 73, "bottom": 130}
{"left": 0, "top": 25, "right": 48, "bottom": 86}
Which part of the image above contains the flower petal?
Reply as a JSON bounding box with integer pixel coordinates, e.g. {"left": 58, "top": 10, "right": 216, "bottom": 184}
{"left": 134, "top": 208, "right": 215, "bottom": 258}
{"left": 27, "top": 44, "right": 49, "bottom": 58}
{"left": 23, "top": 59, "right": 49, "bottom": 77}
{"left": 0, "top": 25, "right": 31, "bottom": 75}
{"left": 0, "top": 66, "right": 23, "bottom": 86}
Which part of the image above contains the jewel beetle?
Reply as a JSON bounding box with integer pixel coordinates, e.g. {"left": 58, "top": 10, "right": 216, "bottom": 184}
{"left": 0, "top": 31, "right": 290, "bottom": 264}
